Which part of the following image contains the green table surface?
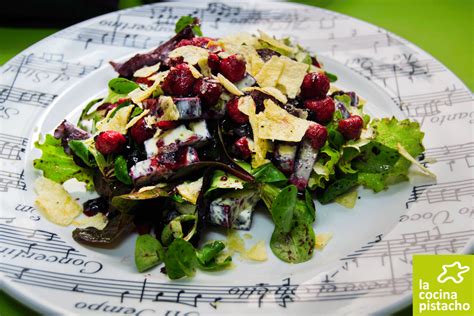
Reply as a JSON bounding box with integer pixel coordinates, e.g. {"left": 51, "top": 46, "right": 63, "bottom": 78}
{"left": 0, "top": 0, "right": 472, "bottom": 315}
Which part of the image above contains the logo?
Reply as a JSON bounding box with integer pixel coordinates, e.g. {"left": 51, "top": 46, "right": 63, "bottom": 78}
{"left": 413, "top": 255, "right": 473, "bottom": 315}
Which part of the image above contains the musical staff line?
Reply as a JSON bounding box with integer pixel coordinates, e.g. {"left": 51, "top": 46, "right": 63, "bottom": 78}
{"left": 0, "top": 85, "right": 57, "bottom": 108}
{"left": 0, "top": 170, "right": 26, "bottom": 192}
{"left": 0, "top": 263, "right": 412, "bottom": 306}
{"left": 406, "top": 179, "right": 474, "bottom": 206}
{"left": 0, "top": 133, "right": 27, "bottom": 160}
{"left": 0, "top": 224, "right": 64, "bottom": 243}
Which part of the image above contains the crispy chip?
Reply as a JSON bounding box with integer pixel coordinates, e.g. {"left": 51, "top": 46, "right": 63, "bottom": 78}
{"left": 159, "top": 96, "right": 180, "bottom": 121}
{"left": 133, "top": 62, "right": 161, "bottom": 78}
{"left": 176, "top": 177, "right": 203, "bottom": 205}
{"left": 34, "top": 177, "right": 82, "bottom": 226}
{"left": 254, "top": 56, "right": 284, "bottom": 88}
{"left": 168, "top": 46, "right": 209, "bottom": 65}
{"left": 243, "top": 240, "right": 268, "bottom": 261}
{"left": 216, "top": 74, "right": 244, "bottom": 96}
{"left": 188, "top": 64, "right": 203, "bottom": 79}
{"left": 276, "top": 56, "right": 308, "bottom": 98}
{"left": 258, "top": 30, "right": 297, "bottom": 55}
{"left": 148, "top": 70, "right": 169, "bottom": 83}
{"left": 242, "top": 86, "right": 288, "bottom": 104}
{"left": 73, "top": 213, "right": 108, "bottom": 230}
{"left": 96, "top": 105, "right": 135, "bottom": 134}
{"left": 256, "top": 99, "right": 311, "bottom": 142}
{"left": 315, "top": 233, "right": 333, "bottom": 250}
{"left": 125, "top": 109, "right": 150, "bottom": 130}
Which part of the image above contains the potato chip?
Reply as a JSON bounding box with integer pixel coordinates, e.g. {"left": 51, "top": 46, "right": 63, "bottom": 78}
{"left": 243, "top": 240, "right": 267, "bottom": 261}
{"left": 188, "top": 64, "right": 203, "bottom": 79}
{"left": 242, "top": 86, "right": 288, "bottom": 104}
{"left": 258, "top": 30, "right": 297, "bottom": 55}
{"left": 168, "top": 46, "right": 209, "bottom": 65}
{"left": 148, "top": 70, "right": 169, "bottom": 83}
{"left": 256, "top": 99, "right": 311, "bottom": 142}
{"left": 158, "top": 96, "right": 180, "bottom": 121}
{"left": 34, "top": 177, "right": 82, "bottom": 226}
{"left": 276, "top": 56, "right": 308, "bottom": 98}
{"left": 125, "top": 109, "right": 150, "bottom": 130}
{"left": 176, "top": 177, "right": 203, "bottom": 205}
{"left": 73, "top": 213, "right": 108, "bottom": 230}
{"left": 216, "top": 74, "right": 244, "bottom": 96}
{"left": 133, "top": 62, "right": 161, "bottom": 78}
{"left": 315, "top": 233, "right": 333, "bottom": 250}
{"left": 254, "top": 55, "right": 284, "bottom": 88}
{"left": 96, "top": 105, "right": 134, "bottom": 134}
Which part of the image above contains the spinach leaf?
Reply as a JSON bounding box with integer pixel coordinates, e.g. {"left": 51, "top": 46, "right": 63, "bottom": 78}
{"left": 196, "top": 240, "right": 231, "bottom": 271}
{"left": 175, "top": 16, "right": 202, "bottom": 36}
{"left": 252, "top": 163, "right": 287, "bottom": 185}
{"left": 270, "top": 221, "right": 315, "bottom": 263}
{"left": 304, "top": 189, "right": 316, "bottom": 223}
{"left": 77, "top": 98, "right": 104, "bottom": 132}
{"left": 318, "top": 174, "right": 359, "bottom": 204}
{"left": 68, "top": 139, "right": 96, "bottom": 167}
{"left": 161, "top": 214, "right": 197, "bottom": 246}
{"left": 73, "top": 213, "right": 134, "bottom": 245}
{"left": 111, "top": 185, "right": 169, "bottom": 212}
{"left": 164, "top": 238, "right": 197, "bottom": 279}
{"left": 135, "top": 234, "right": 165, "bottom": 272}
{"left": 271, "top": 185, "right": 297, "bottom": 233}
{"left": 325, "top": 71, "right": 338, "bottom": 82}
{"left": 114, "top": 155, "right": 132, "bottom": 185}
{"left": 103, "top": 78, "right": 138, "bottom": 104}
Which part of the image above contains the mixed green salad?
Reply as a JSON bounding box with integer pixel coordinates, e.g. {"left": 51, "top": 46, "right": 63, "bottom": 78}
{"left": 33, "top": 17, "right": 428, "bottom": 279}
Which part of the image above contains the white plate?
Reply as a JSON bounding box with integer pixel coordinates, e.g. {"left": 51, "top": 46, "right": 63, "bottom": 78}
{"left": 1, "top": 1, "right": 473, "bottom": 315}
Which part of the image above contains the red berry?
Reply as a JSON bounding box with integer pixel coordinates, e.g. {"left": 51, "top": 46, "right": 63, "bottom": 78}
{"left": 233, "top": 136, "right": 252, "bottom": 159}
{"left": 208, "top": 53, "right": 220, "bottom": 74}
{"left": 305, "top": 123, "right": 328, "bottom": 150}
{"left": 95, "top": 131, "right": 127, "bottom": 155}
{"left": 156, "top": 120, "right": 179, "bottom": 130}
{"left": 135, "top": 77, "right": 154, "bottom": 87}
{"left": 338, "top": 115, "right": 363, "bottom": 140}
{"left": 161, "top": 64, "right": 196, "bottom": 96}
{"left": 304, "top": 97, "right": 335, "bottom": 124}
{"left": 176, "top": 39, "right": 193, "bottom": 48}
{"left": 193, "top": 77, "right": 223, "bottom": 106}
{"left": 130, "top": 118, "right": 156, "bottom": 144}
{"left": 219, "top": 54, "right": 246, "bottom": 82}
{"left": 168, "top": 56, "right": 185, "bottom": 67}
{"left": 300, "top": 72, "right": 330, "bottom": 100}
{"left": 226, "top": 98, "right": 248, "bottom": 124}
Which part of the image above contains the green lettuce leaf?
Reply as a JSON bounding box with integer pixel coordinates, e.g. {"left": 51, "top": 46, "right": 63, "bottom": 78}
{"left": 308, "top": 144, "right": 340, "bottom": 189}
{"left": 356, "top": 118, "right": 425, "bottom": 192}
{"left": 33, "top": 134, "right": 94, "bottom": 190}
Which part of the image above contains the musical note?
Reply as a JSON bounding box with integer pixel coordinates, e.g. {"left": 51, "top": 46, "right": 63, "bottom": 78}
{"left": 153, "top": 292, "right": 164, "bottom": 302}
{"left": 0, "top": 217, "right": 15, "bottom": 223}
{"left": 0, "top": 170, "right": 26, "bottom": 192}
{"left": 209, "top": 297, "right": 222, "bottom": 309}
{"left": 0, "top": 133, "right": 27, "bottom": 160}
{"left": 72, "top": 284, "right": 83, "bottom": 292}
{"left": 15, "top": 267, "right": 29, "bottom": 279}
{"left": 27, "top": 229, "right": 57, "bottom": 241}
{"left": 401, "top": 230, "right": 431, "bottom": 245}
{"left": 120, "top": 290, "right": 130, "bottom": 303}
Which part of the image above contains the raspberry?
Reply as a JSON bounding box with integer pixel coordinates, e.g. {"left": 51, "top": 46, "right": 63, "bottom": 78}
{"left": 176, "top": 37, "right": 213, "bottom": 48}
{"left": 300, "top": 72, "right": 330, "bottom": 100}
{"left": 161, "top": 63, "right": 196, "bottom": 96}
{"left": 219, "top": 54, "right": 246, "bottom": 82}
{"left": 338, "top": 115, "right": 363, "bottom": 140}
{"left": 176, "top": 39, "right": 193, "bottom": 48}
{"left": 207, "top": 53, "right": 220, "bottom": 75}
{"left": 95, "top": 131, "right": 127, "bottom": 155}
{"left": 233, "top": 136, "right": 252, "bottom": 159}
{"left": 156, "top": 120, "right": 179, "bottom": 130}
{"left": 168, "top": 56, "right": 185, "bottom": 67}
{"left": 304, "top": 123, "right": 328, "bottom": 150}
{"left": 130, "top": 118, "right": 156, "bottom": 144}
{"left": 226, "top": 98, "right": 248, "bottom": 124}
{"left": 193, "top": 77, "right": 223, "bottom": 106}
{"left": 304, "top": 97, "right": 335, "bottom": 123}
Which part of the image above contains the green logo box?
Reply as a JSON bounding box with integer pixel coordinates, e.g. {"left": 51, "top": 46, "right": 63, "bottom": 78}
{"left": 413, "top": 255, "right": 473, "bottom": 316}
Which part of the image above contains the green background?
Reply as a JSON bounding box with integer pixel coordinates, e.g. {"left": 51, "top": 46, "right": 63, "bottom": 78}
{"left": 0, "top": 0, "right": 472, "bottom": 315}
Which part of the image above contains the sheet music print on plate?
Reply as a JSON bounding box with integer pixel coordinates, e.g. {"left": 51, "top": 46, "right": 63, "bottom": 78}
{"left": 0, "top": 1, "right": 472, "bottom": 315}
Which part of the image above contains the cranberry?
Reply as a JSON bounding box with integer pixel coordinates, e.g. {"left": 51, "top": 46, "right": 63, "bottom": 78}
{"left": 226, "top": 98, "right": 248, "bottom": 124}
{"left": 95, "top": 131, "right": 127, "bottom": 155}
{"left": 135, "top": 77, "right": 154, "bottom": 87}
{"left": 193, "top": 77, "right": 223, "bottom": 106}
{"left": 176, "top": 37, "right": 212, "bottom": 48}
{"left": 161, "top": 63, "right": 196, "bottom": 96}
{"left": 83, "top": 197, "right": 108, "bottom": 217}
{"left": 305, "top": 97, "right": 335, "bottom": 124}
{"left": 338, "top": 115, "right": 363, "bottom": 140}
{"left": 300, "top": 72, "right": 330, "bottom": 100}
{"left": 176, "top": 39, "right": 193, "bottom": 47}
{"left": 130, "top": 118, "right": 156, "bottom": 144}
{"left": 233, "top": 136, "right": 252, "bottom": 159}
{"left": 305, "top": 123, "right": 328, "bottom": 150}
{"left": 219, "top": 54, "right": 246, "bottom": 82}
{"left": 208, "top": 53, "right": 220, "bottom": 75}
{"left": 156, "top": 120, "right": 179, "bottom": 130}
{"left": 289, "top": 176, "right": 308, "bottom": 191}
{"left": 168, "top": 56, "right": 185, "bottom": 67}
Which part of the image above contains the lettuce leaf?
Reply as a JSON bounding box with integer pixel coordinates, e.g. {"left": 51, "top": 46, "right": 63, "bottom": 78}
{"left": 308, "top": 144, "right": 340, "bottom": 189}
{"left": 356, "top": 118, "right": 424, "bottom": 192}
{"left": 33, "top": 134, "right": 94, "bottom": 190}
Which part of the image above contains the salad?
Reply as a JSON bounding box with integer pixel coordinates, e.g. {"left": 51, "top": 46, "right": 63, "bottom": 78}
{"left": 33, "top": 17, "right": 432, "bottom": 279}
